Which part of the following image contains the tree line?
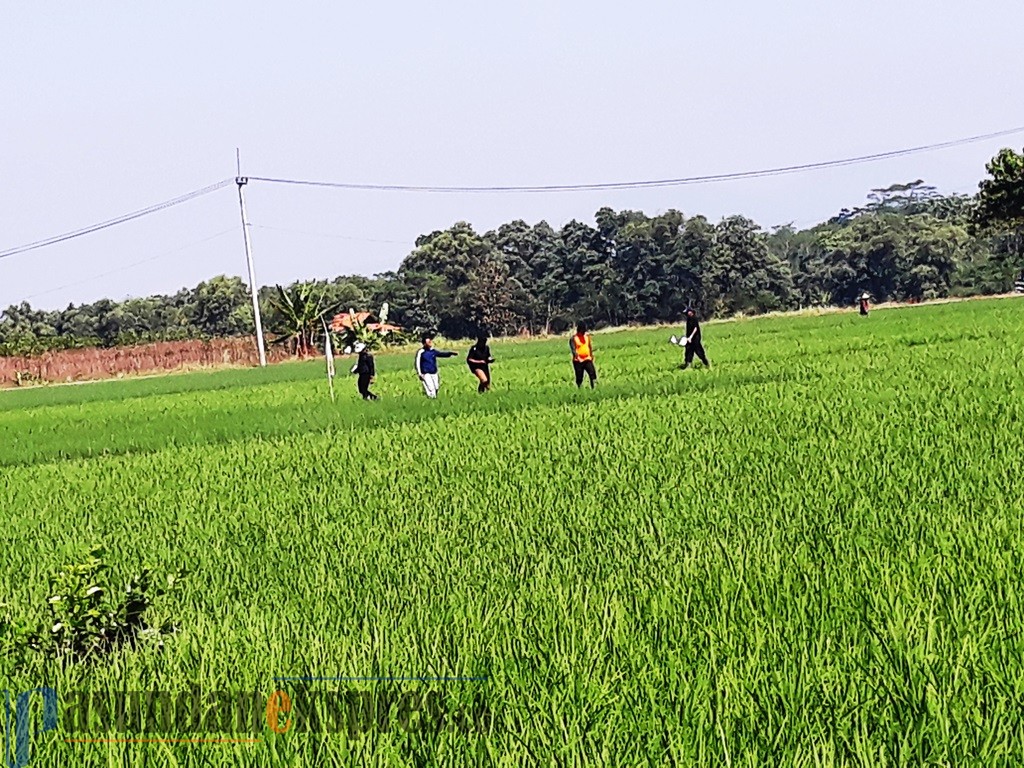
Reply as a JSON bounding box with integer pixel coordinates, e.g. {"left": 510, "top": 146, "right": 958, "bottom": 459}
{"left": 3, "top": 150, "right": 1023, "bottom": 355}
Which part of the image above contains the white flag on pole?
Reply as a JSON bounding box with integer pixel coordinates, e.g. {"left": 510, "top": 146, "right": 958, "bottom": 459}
{"left": 322, "top": 320, "right": 336, "bottom": 402}
{"left": 325, "top": 333, "right": 336, "bottom": 379}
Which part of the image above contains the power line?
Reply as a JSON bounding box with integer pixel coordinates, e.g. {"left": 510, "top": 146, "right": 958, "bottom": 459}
{"left": 251, "top": 223, "right": 414, "bottom": 245}
{"left": 0, "top": 179, "right": 234, "bottom": 261}
{"left": 248, "top": 125, "right": 1024, "bottom": 194}
{"left": 2, "top": 125, "right": 1020, "bottom": 265}
{"left": 22, "top": 228, "right": 238, "bottom": 302}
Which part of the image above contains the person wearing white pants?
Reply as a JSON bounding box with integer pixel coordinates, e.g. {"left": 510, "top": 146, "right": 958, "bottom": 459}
{"left": 420, "top": 372, "right": 440, "bottom": 398}
{"left": 414, "top": 335, "right": 458, "bottom": 398}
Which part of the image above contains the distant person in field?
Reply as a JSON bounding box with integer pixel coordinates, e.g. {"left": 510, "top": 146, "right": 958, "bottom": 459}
{"left": 680, "top": 307, "right": 710, "bottom": 369}
{"left": 351, "top": 342, "right": 378, "bottom": 400}
{"left": 466, "top": 334, "right": 495, "bottom": 393}
{"left": 858, "top": 292, "right": 871, "bottom": 316}
{"left": 570, "top": 323, "right": 597, "bottom": 388}
{"left": 414, "top": 334, "right": 458, "bottom": 399}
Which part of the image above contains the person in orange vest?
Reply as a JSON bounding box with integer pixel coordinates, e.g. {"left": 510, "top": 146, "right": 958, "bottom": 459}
{"left": 570, "top": 322, "right": 597, "bottom": 388}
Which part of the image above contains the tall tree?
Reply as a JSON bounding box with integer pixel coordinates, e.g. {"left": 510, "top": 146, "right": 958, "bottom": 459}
{"left": 709, "top": 216, "right": 795, "bottom": 314}
{"left": 402, "top": 222, "right": 492, "bottom": 290}
{"left": 0, "top": 302, "right": 57, "bottom": 343}
{"left": 188, "top": 275, "right": 251, "bottom": 337}
{"left": 456, "top": 257, "right": 528, "bottom": 336}
{"left": 821, "top": 214, "right": 909, "bottom": 304}
{"left": 669, "top": 215, "right": 716, "bottom": 314}
{"left": 974, "top": 148, "right": 1024, "bottom": 290}
{"left": 975, "top": 148, "right": 1024, "bottom": 232}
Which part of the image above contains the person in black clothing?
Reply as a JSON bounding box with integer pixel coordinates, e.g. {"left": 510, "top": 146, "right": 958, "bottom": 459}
{"left": 466, "top": 334, "right": 495, "bottom": 393}
{"left": 351, "top": 342, "right": 378, "bottom": 400}
{"left": 680, "top": 307, "right": 709, "bottom": 369}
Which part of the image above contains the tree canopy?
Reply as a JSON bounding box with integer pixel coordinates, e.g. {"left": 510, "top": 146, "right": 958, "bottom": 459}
{"left": 4, "top": 160, "right": 1024, "bottom": 355}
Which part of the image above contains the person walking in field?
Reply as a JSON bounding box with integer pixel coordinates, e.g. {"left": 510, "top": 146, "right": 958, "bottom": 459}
{"left": 858, "top": 292, "right": 871, "bottom": 316}
{"left": 570, "top": 323, "right": 597, "bottom": 388}
{"left": 679, "top": 307, "right": 709, "bottom": 369}
{"left": 414, "top": 334, "right": 458, "bottom": 398}
{"left": 466, "top": 334, "right": 495, "bottom": 393}
{"left": 351, "top": 342, "right": 378, "bottom": 400}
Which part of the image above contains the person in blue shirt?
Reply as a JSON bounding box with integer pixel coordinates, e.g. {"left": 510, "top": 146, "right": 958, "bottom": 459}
{"left": 414, "top": 335, "right": 458, "bottom": 398}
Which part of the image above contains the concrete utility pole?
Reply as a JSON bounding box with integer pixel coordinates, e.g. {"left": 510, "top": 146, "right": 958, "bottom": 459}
{"left": 236, "top": 150, "right": 267, "bottom": 367}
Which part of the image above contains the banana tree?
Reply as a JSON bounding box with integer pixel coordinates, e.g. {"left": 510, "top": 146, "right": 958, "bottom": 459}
{"left": 268, "top": 282, "right": 336, "bottom": 356}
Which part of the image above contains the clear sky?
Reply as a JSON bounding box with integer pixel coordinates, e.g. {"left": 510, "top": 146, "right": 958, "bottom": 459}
{"left": 2, "top": 1, "right": 1022, "bottom": 310}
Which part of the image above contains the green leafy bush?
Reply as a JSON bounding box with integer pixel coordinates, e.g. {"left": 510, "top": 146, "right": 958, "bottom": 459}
{"left": 18, "top": 547, "right": 185, "bottom": 665}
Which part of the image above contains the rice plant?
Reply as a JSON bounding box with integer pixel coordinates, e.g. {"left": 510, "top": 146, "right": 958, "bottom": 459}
{"left": 1, "top": 299, "right": 1023, "bottom": 766}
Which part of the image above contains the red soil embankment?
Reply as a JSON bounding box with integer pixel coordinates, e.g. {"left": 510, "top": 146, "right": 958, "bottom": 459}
{"left": 0, "top": 338, "right": 294, "bottom": 388}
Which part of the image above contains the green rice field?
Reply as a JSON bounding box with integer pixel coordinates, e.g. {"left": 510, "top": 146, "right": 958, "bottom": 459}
{"left": 2, "top": 298, "right": 1024, "bottom": 766}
